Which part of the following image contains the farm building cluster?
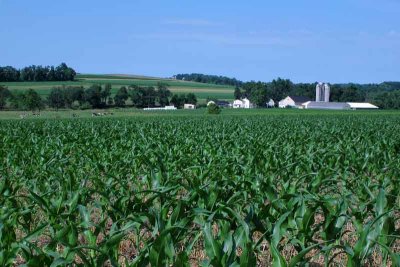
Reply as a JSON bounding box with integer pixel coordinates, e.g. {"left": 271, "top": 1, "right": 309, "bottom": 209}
{"left": 277, "top": 83, "right": 378, "bottom": 110}
{"left": 144, "top": 82, "right": 378, "bottom": 111}
{"left": 228, "top": 82, "right": 378, "bottom": 110}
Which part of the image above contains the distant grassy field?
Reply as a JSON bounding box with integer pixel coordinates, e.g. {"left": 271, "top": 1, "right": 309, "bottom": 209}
{"left": 0, "top": 74, "right": 235, "bottom": 103}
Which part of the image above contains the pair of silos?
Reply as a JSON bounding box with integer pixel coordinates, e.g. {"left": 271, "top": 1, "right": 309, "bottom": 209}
{"left": 316, "top": 82, "right": 330, "bottom": 102}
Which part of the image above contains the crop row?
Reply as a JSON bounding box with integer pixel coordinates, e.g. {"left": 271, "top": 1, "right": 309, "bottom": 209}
{"left": 1, "top": 114, "right": 399, "bottom": 266}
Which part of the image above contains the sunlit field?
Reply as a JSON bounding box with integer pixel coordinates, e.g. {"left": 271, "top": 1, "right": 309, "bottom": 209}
{"left": 1, "top": 110, "right": 399, "bottom": 266}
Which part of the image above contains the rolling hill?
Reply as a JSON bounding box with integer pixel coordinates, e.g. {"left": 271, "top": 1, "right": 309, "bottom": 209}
{"left": 0, "top": 74, "right": 235, "bottom": 103}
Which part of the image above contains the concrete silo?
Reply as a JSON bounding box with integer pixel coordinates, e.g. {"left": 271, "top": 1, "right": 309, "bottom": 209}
{"left": 323, "top": 83, "right": 330, "bottom": 102}
{"left": 316, "top": 82, "right": 330, "bottom": 102}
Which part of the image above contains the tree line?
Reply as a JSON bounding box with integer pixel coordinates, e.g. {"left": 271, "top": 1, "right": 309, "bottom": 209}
{"left": 175, "top": 73, "right": 243, "bottom": 87}
{"left": 0, "top": 83, "right": 197, "bottom": 111}
{"left": 235, "top": 78, "right": 400, "bottom": 109}
{"left": 0, "top": 63, "right": 76, "bottom": 82}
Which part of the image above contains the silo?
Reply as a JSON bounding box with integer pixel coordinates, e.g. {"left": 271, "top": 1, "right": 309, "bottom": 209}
{"left": 316, "top": 83, "right": 322, "bottom": 102}
{"left": 324, "top": 83, "right": 330, "bottom": 102}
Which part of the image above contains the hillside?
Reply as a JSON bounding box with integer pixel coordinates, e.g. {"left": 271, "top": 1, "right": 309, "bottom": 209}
{"left": 0, "top": 74, "right": 235, "bottom": 103}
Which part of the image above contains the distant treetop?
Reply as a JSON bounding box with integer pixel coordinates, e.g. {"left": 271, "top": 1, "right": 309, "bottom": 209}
{"left": 0, "top": 63, "right": 76, "bottom": 82}
{"left": 175, "top": 73, "right": 242, "bottom": 87}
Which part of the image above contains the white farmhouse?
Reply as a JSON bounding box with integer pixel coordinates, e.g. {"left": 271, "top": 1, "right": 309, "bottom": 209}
{"left": 242, "top": 98, "right": 251, "bottom": 108}
{"left": 233, "top": 98, "right": 252, "bottom": 109}
{"left": 233, "top": 99, "right": 243, "bottom": 108}
{"left": 279, "top": 96, "right": 311, "bottom": 108}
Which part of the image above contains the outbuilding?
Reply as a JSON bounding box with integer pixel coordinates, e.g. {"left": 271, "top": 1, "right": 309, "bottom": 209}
{"left": 279, "top": 96, "right": 311, "bottom": 108}
{"left": 302, "top": 101, "right": 351, "bottom": 110}
{"left": 184, "top": 104, "right": 196, "bottom": 109}
{"left": 267, "top": 99, "right": 275, "bottom": 108}
{"left": 347, "top": 103, "right": 378, "bottom": 110}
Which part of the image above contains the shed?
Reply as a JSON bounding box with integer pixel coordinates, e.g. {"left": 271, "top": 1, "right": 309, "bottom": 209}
{"left": 267, "top": 99, "right": 275, "bottom": 108}
{"left": 184, "top": 104, "right": 196, "bottom": 109}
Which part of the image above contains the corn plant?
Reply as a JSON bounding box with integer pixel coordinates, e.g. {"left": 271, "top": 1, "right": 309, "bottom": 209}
{"left": 0, "top": 113, "right": 399, "bottom": 266}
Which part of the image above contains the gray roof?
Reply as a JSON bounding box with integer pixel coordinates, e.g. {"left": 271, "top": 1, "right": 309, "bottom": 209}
{"left": 288, "top": 96, "right": 312, "bottom": 104}
{"left": 303, "top": 101, "right": 350, "bottom": 110}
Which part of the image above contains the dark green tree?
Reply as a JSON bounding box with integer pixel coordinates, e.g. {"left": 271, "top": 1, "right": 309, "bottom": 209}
{"left": 55, "top": 63, "right": 76, "bottom": 81}
{"left": 175, "top": 73, "right": 242, "bottom": 86}
{"left": 0, "top": 85, "right": 11, "bottom": 109}
{"left": 25, "top": 89, "right": 44, "bottom": 111}
{"left": 250, "top": 88, "right": 268, "bottom": 107}
{"left": 0, "top": 66, "right": 20, "bottom": 82}
{"left": 157, "top": 83, "right": 171, "bottom": 106}
{"left": 69, "top": 86, "right": 85, "bottom": 106}
{"left": 130, "top": 85, "right": 146, "bottom": 108}
{"left": 339, "top": 85, "right": 365, "bottom": 102}
{"left": 144, "top": 86, "right": 157, "bottom": 107}
{"left": 269, "top": 78, "right": 293, "bottom": 101}
{"left": 129, "top": 86, "right": 157, "bottom": 108}
{"left": 170, "top": 94, "right": 186, "bottom": 108}
{"left": 48, "top": 88, "right": 65, "bottom": 110}
{"left": 185, "top": 93, "right": 197, "bottom": 105}
{"left": 114, "top": 86, "right": 129, "bottom": 107}
{"left": 20, "top": 66, "right": 35, "bottom": 81}
{"left": 84, "top": 85, "right": 103, "bottom": 108}
{"left": 234, "top": 87, "right": 242, "bottom": 99}
{"left": 207, "top": 102, "right": 221, "bottom": 114}
{"left": 47, "top": 66, "right": 56, "bottom": 81}
{"left": 102, "top": 83, "right": 112, "bottom": 104}
{"left": 10, "top": 92, "right": 27, "bottom": 110}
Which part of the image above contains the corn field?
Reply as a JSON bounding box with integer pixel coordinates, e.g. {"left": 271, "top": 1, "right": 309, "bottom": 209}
{"left": 1, "top": 114, "right": 400, "bottom": 266}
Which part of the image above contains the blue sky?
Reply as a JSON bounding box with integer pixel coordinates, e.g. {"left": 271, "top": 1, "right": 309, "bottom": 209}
{"left": 0, "top": 0, "right": 399, "bottom": 83}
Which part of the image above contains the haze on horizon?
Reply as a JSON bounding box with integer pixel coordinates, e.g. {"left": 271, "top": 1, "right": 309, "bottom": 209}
{"left": 0, "top": 0, "right": 399, "bottom": 84}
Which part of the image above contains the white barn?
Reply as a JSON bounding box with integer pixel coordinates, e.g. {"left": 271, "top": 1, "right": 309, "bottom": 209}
{"left": 279, "top": 96, "right": 311, "bottom": 108}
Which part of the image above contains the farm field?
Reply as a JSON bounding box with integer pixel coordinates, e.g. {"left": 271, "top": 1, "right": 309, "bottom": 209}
{"left": 1, "top": 110, "right": 400, "bottom": 266}
{"left": 1, "top": 108, "right": 398, "bottom": 120}
{"left": 0, "top": 74, "right": 235, "bottom": 104}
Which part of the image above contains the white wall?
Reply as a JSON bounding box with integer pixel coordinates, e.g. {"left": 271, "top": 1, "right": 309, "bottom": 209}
{"left": 279, "top": 97, "right": 295, "bottom": 108}
{"left": 243, "top": 98, "right": 251, "bottom": 109}
{"left": 233, "top": 100, "right": 243, "bottom": 108}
